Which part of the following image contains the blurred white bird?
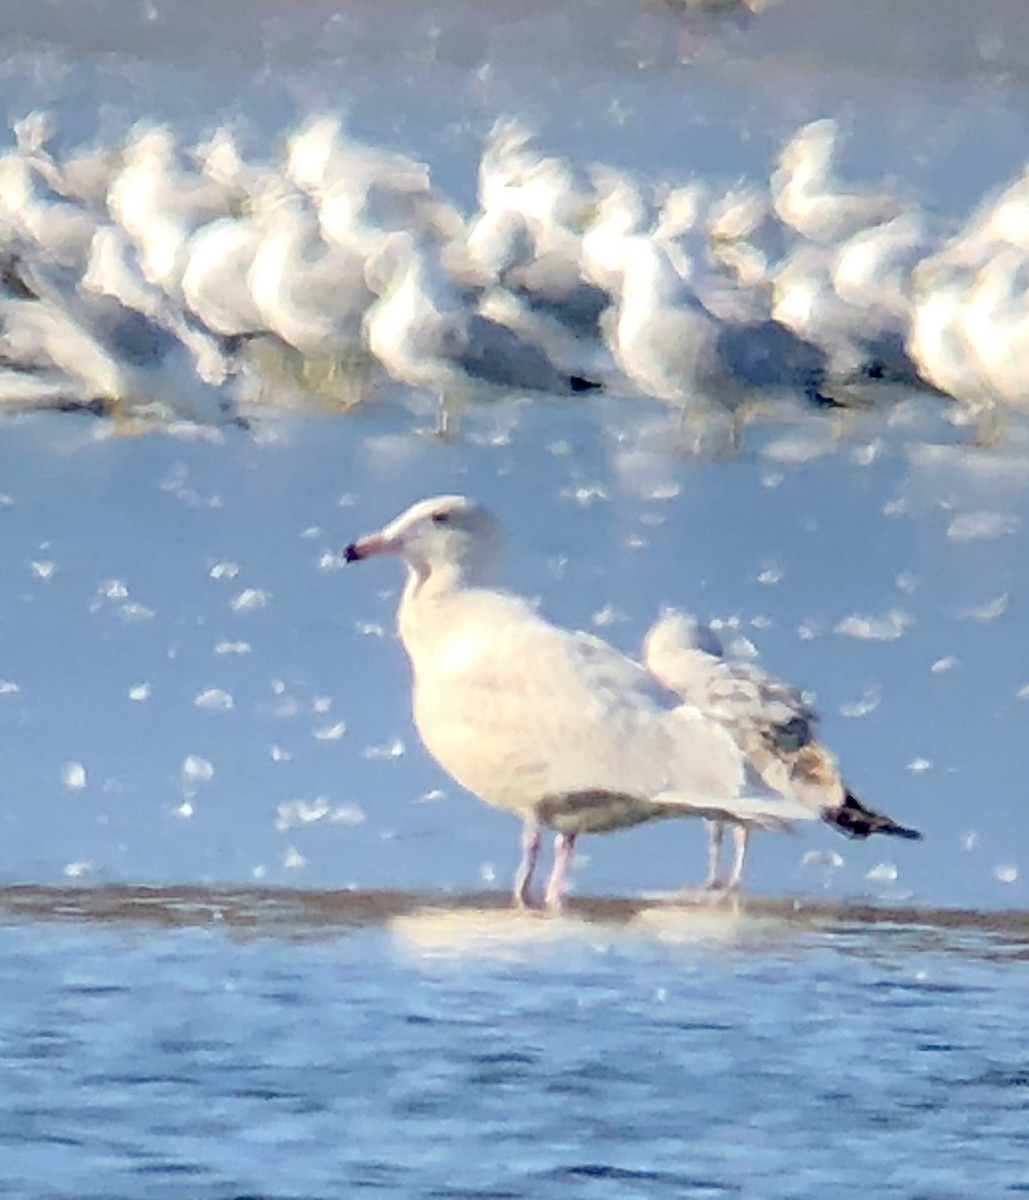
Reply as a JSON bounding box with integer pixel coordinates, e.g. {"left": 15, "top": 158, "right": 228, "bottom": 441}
{"left": 478, "top": 118, "right": 594, "bottom": 238}
{"left": 907, "top": 257, "right": 995, "bottom": 433}
{"left": 773, "top": 243, "right": 912, "bottom": 385}
{"left": 363, "top": 233, "right": 600, "bottom": 435}
{"left": 831, "top": 212, "right": 937, "bottom": 319}
{"left": 0, "top": 253, "right": 242, "bottom": 427}
{"left": 608, "top": 232, "right": 734, "bottom": 449}
{"left": 248, "top": 190, "right": 374, "bottom": 360}
{"left": 960, "top": 247, "right": 1029, "bottom": 425}
{"left": 610, "top": 233, "right": 827, "bottom": 454}
{"left": 181, "top": 212, "right": 269, "bottom": 340}
{"left": 463, "top": 205, "right": 611, "bottom": 347}
{"left": 287, "top": 114, "right": 461, "bottom": 246}
{"left": 581, "top": 165, "right": 648, "bottom": 294}
{"left": 107, "top": 125, "right": 233, "bottom": 299}
{"left": 772, "top": 119, "right": 907, "bottom": 245}
{"left": 0, "top": 147, "right": 98, "bottom": 269}
{"left": 83, "top": 224, "right": 232, "bottom": 389}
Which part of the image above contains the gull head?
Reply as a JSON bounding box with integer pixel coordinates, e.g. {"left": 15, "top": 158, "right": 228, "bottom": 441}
{"left": 644, "top": 611, "right": 725, "bottom": 693}
{"left": 363, "top": 230, "right": 419, "bottom": 296}
{"left": 345, "top": 495, "right": 505, "bottom": 584}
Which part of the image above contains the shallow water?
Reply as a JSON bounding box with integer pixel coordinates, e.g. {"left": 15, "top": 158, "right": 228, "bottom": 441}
{"left": 0, "top": 405, "right": 1025, "bottom": 911}
{"left": 1, "top": 887, "right": 1027, "bottom": 1199}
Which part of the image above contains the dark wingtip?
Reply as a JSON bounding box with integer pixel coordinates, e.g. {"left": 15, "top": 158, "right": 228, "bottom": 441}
{"left": 887, "top": 824, "right": 924, "bottom": 841}
{"left": 344, "top": 542, "right": 362, "bottom": 563}
{"left": 569, "top": 375, "right": 603, "bottom": 393}
{"left": 806, "top": 388, "right": 847, "bottom": 409}
{"left": 824, "top": 788, "right": 922, "bottom": 841}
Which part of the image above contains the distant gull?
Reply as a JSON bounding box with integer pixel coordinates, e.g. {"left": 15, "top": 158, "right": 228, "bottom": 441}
{"left": 644, "top": 611, "right": 922, "bottom": 889}
{"left": 0, "top": 251, "right": 242, "bottom": 427}
{"left": 180, "top": 213, "right": 269, "bottom": 340}
{"left": 248, "top": 190, "right": 375, "bottom": 360}
{"left": 476, "top": 118, "right": 595, "bottom": 242}
{"left": 608, "top": 232, "right": 736, "bottom": 451}
{"left": 580, "top": 166, "right": 648, "bottom": 294}
{"left": 461, "top": 206, "right": 611, "bottom": 343}
{"left": 179, "top": 181, "right": 380, "bottom": 405}
{"left": 362, "top": 234, "right": 601, "bottom": 435}
{"left": 107, "top": 124, "right": 233, "bottom": 299}
{"left": 0, "top": 146, "right": 98, "bottom": 270}
{"left": 609, "top": 233, "right": 827, "bottom": 454}
{"left": 772, "top": 243, "right": 914, "bottom": 385}
{"left": 831, "top": 212, "right": 938, "bottom": 322}
{"left": 772, "top": 119, "right": 907, "bottom": 245}
{"left": 344, "top": 496, "right": 814, "bottom": 909}
{"left": 460, "top": 119, "right": 610, "bottom": 343}
{"left": 907, "top": 257, "right": 994, "bottom": 434}
{"left": 960, "top": 247, "right": 1029, "bottom": 419}
{"left": 83, "top": 224, "right": 231, "bottom": 389}
{"left": 287, "top": 114, "right": 462, "bottom": 247}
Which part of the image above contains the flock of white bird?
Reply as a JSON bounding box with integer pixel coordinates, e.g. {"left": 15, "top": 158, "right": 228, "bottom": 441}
{"left": 1, "top": 110, "right": 1028, "bottom": 444}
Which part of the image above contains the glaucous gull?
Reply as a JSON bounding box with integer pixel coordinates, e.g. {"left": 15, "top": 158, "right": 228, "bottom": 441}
{"left": 345, "top": 496, "right": 815, "bottom": 909}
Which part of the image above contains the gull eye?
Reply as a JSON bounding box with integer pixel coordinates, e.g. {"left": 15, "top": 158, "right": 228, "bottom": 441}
{"left": 431, "top": 511, "right": 452, "bottom": 526}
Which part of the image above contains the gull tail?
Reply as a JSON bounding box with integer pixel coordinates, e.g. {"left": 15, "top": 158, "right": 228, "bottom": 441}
{"left": 654, "top": 791, "right": 818, "bottom": 833}
{"left": 823, "top": 788, "right": 922, "bottom": 841}
{"left": 569, "top": 374, "right": 602, "bottom": 393}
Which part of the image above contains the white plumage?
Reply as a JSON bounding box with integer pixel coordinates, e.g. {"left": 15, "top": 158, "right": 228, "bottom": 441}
{"left": 345, "top": 496, "right": 815, "bottom": 909}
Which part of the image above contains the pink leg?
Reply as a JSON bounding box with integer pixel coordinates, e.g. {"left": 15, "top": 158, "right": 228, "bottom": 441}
{"left": 704, "top": 820, "right": 726, "bottom": 889}
{"left": 726, "top": 825, "right": 749, "bottom": 890}
{"left": 543, "top": 832, "right": 577, "bottom": 912}
{"left": 513, "top": 820, "right": 542, "bottom": 908}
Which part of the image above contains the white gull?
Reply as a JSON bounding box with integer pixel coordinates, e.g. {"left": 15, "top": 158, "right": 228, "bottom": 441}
{"left": 0, "top": 251, "right": 241, "bottom": 427}
{"left": 477, "top": 118, "right": 594, "bottom": 239}
{"left": 107, "top": 125, "right": 233, "bottom": 299}
{"left": 607, "top": 232, "right": 734, "bottom": 450}
{"left": 461, "top": 206, "right": 611, "bottom": 349}
{"left": 960, "top": 247, "right": 1029, "bottom": 420}
{"left": 610, "top": 233, "right": 827, "bottom": 454}
{"left": 362, "top": 234, "right": 600, "bottom": 435}
{"left": 287, "top": 114, "right": 461, "bottom": 247}
{"left": 82, "top": 224, "right": 232, "bottom": 390}
{"left": 344, "top": 496, "right": 815, "bottom": 909}
{"left": 907, "top": 257, "right": 994, "bottom": 432}
{"left": 580, "top": 166, "right": 648, "bottom": 295}
{"left": 180, "top": 213, "right": 268, "bottom": 340}
{"left": 0, "top": 145, "right": 99, "bottom": 270}
{"left": 772, "top": 119, "right": 907, "bottom": 245}
{"left": 248, "top": 190, "right": 375, "bottom": 360}
{"left": 644, "top": 611, "right": 922, "bottom": 889}
{"left": 772, "top": 243, "right": 913, "bottom": 385}
{"left": 461, "top": 120, "right": 610, "bottom": 346}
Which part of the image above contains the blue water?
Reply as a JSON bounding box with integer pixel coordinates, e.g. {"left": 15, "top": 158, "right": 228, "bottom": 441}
{"left": 0, "top": 406, "right": 1024, "bottom": 911}
{"left": 1, "top": 889, "right": 1027, "bottom": 1199}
